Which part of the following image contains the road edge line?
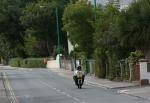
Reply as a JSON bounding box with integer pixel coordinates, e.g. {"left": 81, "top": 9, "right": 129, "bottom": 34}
{"left": 3, "top": 72, "right": 20, "bottom": 103}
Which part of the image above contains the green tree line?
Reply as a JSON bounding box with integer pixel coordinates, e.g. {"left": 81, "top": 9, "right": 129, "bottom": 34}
{"left": 62, "top": 0, "right": 150, "bottom": 80}
{"left": 0, "top": 0, "right": 150, "bottom": 80}
{"left": 0, "top": 0, "right": 70, "bottom": 63}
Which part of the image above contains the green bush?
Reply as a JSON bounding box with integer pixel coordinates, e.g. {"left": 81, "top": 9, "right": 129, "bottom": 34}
{"left": 106, "top": 51, "right": 119, "bottom": 81}
{"left": 93, "top": 48, "right": 107, "bottom": 78}
{"left": 9, "top": 58, "right": 23, "bottom": 67}
{"left": 21, "top": 58, "right": 46, "bottom": 68}
{"left": 128, "top": 50, "right": 144, "bottom": 64}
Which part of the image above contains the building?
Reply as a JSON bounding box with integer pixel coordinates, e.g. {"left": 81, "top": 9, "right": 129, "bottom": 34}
{"left": 67, "top": 32, "right": 74, "bottom": 54}
{"left": 120, "top": 0, "right": 133, "bottom": 10}
{"left": 88, "top": 0, "right": 134, "bottom": 10}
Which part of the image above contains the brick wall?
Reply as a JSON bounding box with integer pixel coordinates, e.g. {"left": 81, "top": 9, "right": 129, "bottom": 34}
{"left": 134, "top": 63, "right": 140, "bottom": 81}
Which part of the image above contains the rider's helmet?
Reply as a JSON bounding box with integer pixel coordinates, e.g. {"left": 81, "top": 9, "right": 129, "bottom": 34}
{"left": 77, "top": 65, "right": 81, "bottom": 71}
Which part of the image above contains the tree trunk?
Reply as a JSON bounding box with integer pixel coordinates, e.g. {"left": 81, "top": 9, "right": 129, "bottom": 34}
{"left": 46, "top": 40, "right": 50, "bottom": 57}
{"left": 0, "top": 57, "right": 3, "bottom": 64}
{"left": 129, "top": 63, "right": 133, "bottom": 82}
{"left": 145, "top": 47, "right": 150, "bottom": 61}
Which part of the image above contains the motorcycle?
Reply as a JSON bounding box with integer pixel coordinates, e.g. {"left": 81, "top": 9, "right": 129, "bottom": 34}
{"left": 76, "top": 71, "right": 83, "bottom": 89}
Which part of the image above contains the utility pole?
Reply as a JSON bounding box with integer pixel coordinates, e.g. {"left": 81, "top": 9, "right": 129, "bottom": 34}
{"left": 94, "top": 0, "right": 97, "bottom": 9}
{"left": 55, "top": 7, "right": 60, "bottom": 54}
{"left": 94, "top": 0, "right": 97, "bottom": 20}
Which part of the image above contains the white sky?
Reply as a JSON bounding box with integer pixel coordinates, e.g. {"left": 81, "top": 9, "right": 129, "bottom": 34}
{"left": 89, "top": 0, "right": 134, "bottom": 6}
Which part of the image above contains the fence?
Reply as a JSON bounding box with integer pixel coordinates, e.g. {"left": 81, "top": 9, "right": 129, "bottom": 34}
{"left": 85, "top": 60, "right": 96, "bottom": 75}
{"left": 60, "top": 56, "right": 139, "bottom": 81}
{"left": 60, "top": 57, "right": 96, "bottom": 75}
{"left": 60, "top": 56, "right": 72, "bottom": 70}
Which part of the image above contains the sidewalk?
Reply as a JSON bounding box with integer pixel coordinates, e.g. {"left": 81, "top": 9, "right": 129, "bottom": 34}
{"left": 0, "top": 73, "right": 9, "bottom": 103}
{"left": 50, "top": 68, "right": 139, "bottom": 89}
{"left": 49, "top": 68, "right": 150, "bottom": 101}
{"left": 118, "top": 86, "right": 150, "bottom": 101}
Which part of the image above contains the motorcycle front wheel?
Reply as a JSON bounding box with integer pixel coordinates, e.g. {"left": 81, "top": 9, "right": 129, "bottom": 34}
{"left": 78, "top": 80, "right": 82, "bottom": 89}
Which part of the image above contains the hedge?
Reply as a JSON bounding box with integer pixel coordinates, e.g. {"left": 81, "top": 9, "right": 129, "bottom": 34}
{"left": 21, "top": 58, "right": 46, "bottom": 68}
{"left": 9, "top": 58, "right": 23, "bottom": 67}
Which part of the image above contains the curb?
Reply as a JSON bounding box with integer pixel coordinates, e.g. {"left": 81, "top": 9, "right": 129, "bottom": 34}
{"left": 49, "top": 69, "right": 110, "bottom": 89}
{"left": 118, "top": 90, "right": 150, "bottom": 101}
{"left": 49, "top": 69, "right": 140, "bottom": 89}
{"left": 85, "top": 80, "right": 111, "bottom": 89}
{"left": 85, "top": 80, "right": 140, "bottom": 89}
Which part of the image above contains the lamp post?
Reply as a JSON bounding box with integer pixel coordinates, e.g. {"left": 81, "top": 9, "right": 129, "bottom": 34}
{"left": 39, "top": 6, "right": 61, "bottom": 54}
{"left": 55, "top": 7, "right": 62, "bottom": 69}
{"left": 94, "top": 0, "right": 97, "bottom": 20}
{"left": 94, "top": 0, "right": 97, "bottom": 8}
{"left": 55, "top": 7, "right": 61, "bottom": 54}
{"left": 40, "top": 5, "right": 61, "bottom": 68}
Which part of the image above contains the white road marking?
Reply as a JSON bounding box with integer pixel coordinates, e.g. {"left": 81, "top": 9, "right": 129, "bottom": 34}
{"left": 73, "top": 97, "right": 79, "bottom": 101}
{"left": 49, "top": 69, "right": 109, "bottom": 90}
{"left": 3, "top": 72, "right": 20, "bottom": 103}
{"left": 60, "top": 91, "right": 66, "bottom": 95}
{"left": 56, "top": 89, "right": 61, "bottom": 92}
{"left": 117, "top": 90, "right": 129, "bottom": 94}
{"left": 23, "top": 70, "right": 26, "bottom": 73}
{"left": 38, "top": 80, "right": 86, "bottom": 103}
{"left": 66, "top": 94, "right": 72, "bottom": 98}
{"left": 85, "top": 80, "right": 108, "bottom": 90}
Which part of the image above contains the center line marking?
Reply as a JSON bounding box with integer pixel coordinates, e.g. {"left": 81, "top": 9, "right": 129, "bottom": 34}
{"left": 38, "top": 80, "right": 85, "bottom": 103}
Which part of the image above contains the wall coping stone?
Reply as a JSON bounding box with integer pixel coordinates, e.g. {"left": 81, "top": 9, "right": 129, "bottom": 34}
{"left": 139, "top": 59, "right": 149, "bottom": 62}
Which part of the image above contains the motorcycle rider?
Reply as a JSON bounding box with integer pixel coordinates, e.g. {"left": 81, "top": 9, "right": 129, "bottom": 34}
{"left": 73, "top": 65, "right": 85, "bottom": 86}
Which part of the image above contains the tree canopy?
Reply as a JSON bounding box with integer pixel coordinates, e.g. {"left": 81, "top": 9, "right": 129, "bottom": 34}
{"left": 63, "top": 0, "right": 95, "bottom": 57}
{"left": 118, "top": 0, "right": 150, "bottom": 52}
{"left": 0, "top": 0, "right": 70, "bottom": 60}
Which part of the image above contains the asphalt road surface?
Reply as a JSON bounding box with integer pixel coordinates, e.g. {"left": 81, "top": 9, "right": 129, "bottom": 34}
{"left": 0, "top": 68, "right": 149, "bottom": 103}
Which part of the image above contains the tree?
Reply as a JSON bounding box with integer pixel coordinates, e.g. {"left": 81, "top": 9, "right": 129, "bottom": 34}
{"left": 94, "top": 5, "right": 120, "bottom": 49}
{"left": 0, "top": 0, "right": 26, "bottom": 59}
{"left": 0, "top": 0, "right": 24, "bottom": 43}
{"left": 93, "top": 4, "right": 126, "bottom": 79}
{"left": 0, "top": 35, "right": 15, "bottom": 64}
{"left": 108, "top": 0, "right": 120, "bottom": 9}
{"left": 20, "top": 0, "right": 70, "bottom": 57}
{"left": 63, "top": 0, "right": 95, "bottom": 58}
{"left": 118, "top": 0, "right": 150, "bottom": 59}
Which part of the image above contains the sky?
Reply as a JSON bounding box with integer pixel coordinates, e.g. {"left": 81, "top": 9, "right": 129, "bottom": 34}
{"left": 89, "top": 0, "right": 134, "bottom": 7}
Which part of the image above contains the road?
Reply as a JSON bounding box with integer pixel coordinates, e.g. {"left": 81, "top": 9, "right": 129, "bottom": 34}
{"left": 0, "top": 68, "right": 149, "bottom": 103}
